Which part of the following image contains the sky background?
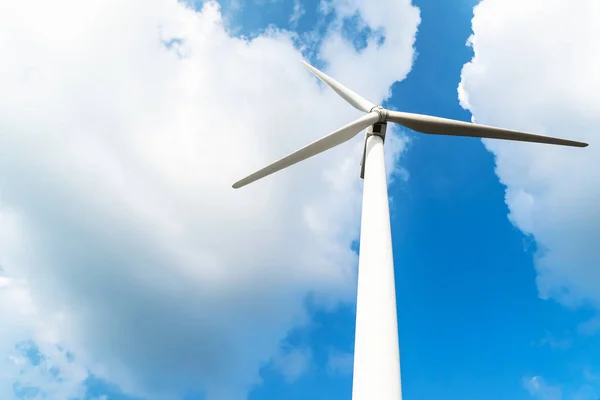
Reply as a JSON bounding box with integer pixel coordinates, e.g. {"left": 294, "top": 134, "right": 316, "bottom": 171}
{"left": 0, "top": 0, "right": 598, "bottom": 400}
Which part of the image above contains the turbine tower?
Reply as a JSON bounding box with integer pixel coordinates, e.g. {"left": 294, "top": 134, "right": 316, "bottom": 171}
{"left": 233, "top": 61, "right": 588, "bottom": 400}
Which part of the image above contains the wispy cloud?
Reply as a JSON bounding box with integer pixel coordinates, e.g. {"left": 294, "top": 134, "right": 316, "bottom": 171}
{"left": 538, "top": 330, "right": 571, "bottom": 349}
{"left": 578, "top": 316, "right": 600, "bottom": 336}
{"left": 524, "top": 370, "right": 600, "bottom": 400}
{"left": 524, "top": 376, "right": 562, "bottom": 400}
{"left": 272, "top": 347, "right": 312, "bottom": 383}
{"left": 326, "top": 349, "right": 353, "bottom": 375}
{"left": 289, "top": 0, "right": 305, "bottom": 28}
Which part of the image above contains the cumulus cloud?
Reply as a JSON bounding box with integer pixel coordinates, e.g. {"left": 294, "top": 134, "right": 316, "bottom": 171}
{"left": 0, "top": 0, "right": 419, "bottom": 398}
{"left": 0, "top": 275, "right": 87, "bottom": 399}
{"left": 459, "top": 0, "right": 600, "bottom": 308}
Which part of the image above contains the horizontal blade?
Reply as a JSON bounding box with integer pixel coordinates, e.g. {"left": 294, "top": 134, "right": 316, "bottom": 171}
{"left": 233, "top": 112, "right": 380, "bottom": 189}
{"left": 301, "top": 60, "right": 376, "bottom": 113}
{"left": 387, "top": 111, "right": 588, "bottom": 147}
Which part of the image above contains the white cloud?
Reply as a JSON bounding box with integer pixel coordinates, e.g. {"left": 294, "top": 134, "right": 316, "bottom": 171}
{"left": 319, "top": 0, "right": 419, "bottom": 105}
{"left": 578, "top": 316, "right": 600, "bottom": 336}
{"left": 459, "top": 0, "right": 600, "bottom": 308}
{"left": 326, "top": 349, "right": 353, "bottom": 375}
{"left": 524, "top": 373, "right": 600, "bottom": 400}
{"left": 271, "top": 346, "right": 312, "bottom": 383}
{"left": 289, "top": 0, "right": 306, "bottom": 28}
{"left": 0, "top": 0, "right": 420, "bottom": 399}
{"left": 539, "top": 330, "right": 571, "bottom": 349}
{"left": 524, "top": 376, "right": 563, "bottom": 400}
{"left": 0, "top": 275, "right": 88, "bottom": 399}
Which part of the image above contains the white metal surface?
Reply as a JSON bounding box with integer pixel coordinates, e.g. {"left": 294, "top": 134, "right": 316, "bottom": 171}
{"left": 234, "top": 61, "right": 587, "bottom": 190}
{"left": 301, "top": 60, "right": 376, "bottom": 113}
{"left": 352, "top": 133, "right": 401, "bottom": 400}
{"left": 232, "top": 112, "right": 380, "bottom": 189}
{"left": 387, "top": 110, "right": 587, "bottom": 147}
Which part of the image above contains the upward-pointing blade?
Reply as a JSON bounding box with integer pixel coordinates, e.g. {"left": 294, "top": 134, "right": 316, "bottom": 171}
{"left": 301, "top": 60, "right": 376, "bottom": 113}
{"left": 387, "top": 111, "right": 589, "bottom": 147}
{"left": 233, "top": 112, "right": 380, "bottom": 189}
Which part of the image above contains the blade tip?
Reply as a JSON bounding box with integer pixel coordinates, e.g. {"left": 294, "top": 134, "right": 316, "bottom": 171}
{"left": 300, "top": 60, "right": 313, "bottom": 71}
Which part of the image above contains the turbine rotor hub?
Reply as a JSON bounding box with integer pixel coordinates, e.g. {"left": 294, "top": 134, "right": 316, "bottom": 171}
{"left": 370, "top": 106, "right": 388, "bottom": 123}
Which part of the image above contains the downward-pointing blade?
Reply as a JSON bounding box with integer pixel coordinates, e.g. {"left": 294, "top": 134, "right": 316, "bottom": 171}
{"left": 233, "top": 112, "right": 380, "bottom": 189}
{"left": 387, "top": 111, "right": 588, "bottom": 147}
{"left": 301, "top": 60, "right": 376, "bottom": 114}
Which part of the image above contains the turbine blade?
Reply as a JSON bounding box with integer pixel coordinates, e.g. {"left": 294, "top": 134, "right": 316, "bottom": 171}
{"left": 301, "top": 60, "right": 376, "bottom": 113}
{"left": 387, "top": 111, "right": 588, "bottom": 147}
{"left": 233, "top": 112, "right": 380, "bottom": 189}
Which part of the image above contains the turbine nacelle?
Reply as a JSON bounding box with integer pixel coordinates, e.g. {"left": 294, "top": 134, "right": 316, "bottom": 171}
{"left": 369, "top": 106, "right": 389, "bottom": 123}
{"left": 360, "top": 122, "right": 388, "bottom": 179}
{"left": 233, "top": 61, "right": 588, "bottom": 189}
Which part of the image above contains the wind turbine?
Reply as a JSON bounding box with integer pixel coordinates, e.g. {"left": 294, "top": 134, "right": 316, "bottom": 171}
{"left": 232, "top": 61, "right": 588, "bottom": 400}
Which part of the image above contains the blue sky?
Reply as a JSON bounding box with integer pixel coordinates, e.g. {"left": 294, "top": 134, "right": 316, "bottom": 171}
{"left": 225, "top": 1, "right": 599, "bottom": 399}
{"left": 230, "top": 0, "right": 599, "bottom": 398}
{"left": 1, "top": 0, "right": 598, "bottom": 399}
